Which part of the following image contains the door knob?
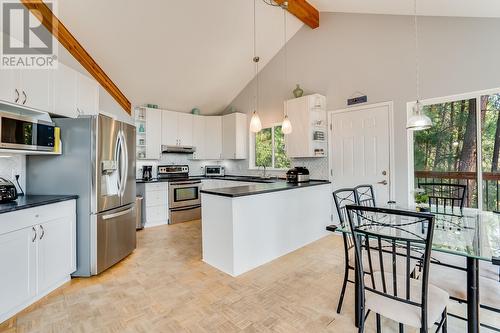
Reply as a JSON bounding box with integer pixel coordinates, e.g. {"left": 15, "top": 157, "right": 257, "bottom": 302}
{"left": 377, "top": 180, "right": 388, "bottom": 185}
{"left": 382, "top": 170, "right": 387, "bottom": 175}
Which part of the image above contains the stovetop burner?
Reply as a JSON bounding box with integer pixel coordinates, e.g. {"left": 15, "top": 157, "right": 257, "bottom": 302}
{"left": 157, "top": 164, "right": 189, "bottom": 180}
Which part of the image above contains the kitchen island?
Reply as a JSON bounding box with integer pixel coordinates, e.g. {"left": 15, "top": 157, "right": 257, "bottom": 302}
{"left": 201, "top": 180, "right": 331, "bottom": 276}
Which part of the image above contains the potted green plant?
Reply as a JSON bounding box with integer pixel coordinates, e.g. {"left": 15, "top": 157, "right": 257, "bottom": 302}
{"left": 414, "top": 188, "right": 430, "bottom": 212}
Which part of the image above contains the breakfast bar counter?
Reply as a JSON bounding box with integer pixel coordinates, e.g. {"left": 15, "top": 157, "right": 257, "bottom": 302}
{"left": 0, "top": 195, "right": 79, "bottom": 214}
{"left": 201, "top": 180, "right": 331, "bottom": 276}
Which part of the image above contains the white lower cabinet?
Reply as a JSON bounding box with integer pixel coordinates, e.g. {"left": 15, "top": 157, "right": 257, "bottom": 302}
{"left": 144, "top": 183, "right": 168, "bottom": 227}
{"left": 37, "top": 217, "right": 74, "bottom": 293}
{"left": 0, "top": 200, "right": 76, "bottom": 324}
{"left": 0, "top": 227, "right": 36, "bottom": 320}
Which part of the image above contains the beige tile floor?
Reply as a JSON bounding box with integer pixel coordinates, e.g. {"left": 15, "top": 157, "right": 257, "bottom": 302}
{"left": 0, "top": 220, "right": 497, "bottom": 332}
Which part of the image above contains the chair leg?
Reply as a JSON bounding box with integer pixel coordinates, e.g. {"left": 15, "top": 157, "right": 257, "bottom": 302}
{"left": 358, "top": 308, "right": 366, "bottom": 333}
{"left": 376, "top": 314, "right": 381, "bottom": 333}
{"left": 441, "top": 308, "right": 447, "bottom": 333}
{"left": 336, "top": 267, "right": 350, "bottom": 314}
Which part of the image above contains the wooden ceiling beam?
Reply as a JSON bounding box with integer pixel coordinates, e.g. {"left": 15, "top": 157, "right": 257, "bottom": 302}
{"left": 20, "top": 0, "right": 132, "bottom": 114}
{"left": 275, "top": 0, "right": 319, "bottom": 29}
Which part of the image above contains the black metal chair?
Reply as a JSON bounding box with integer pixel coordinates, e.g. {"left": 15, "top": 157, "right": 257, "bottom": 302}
{"left": 333, "top": 188, "right": 358, "bottom": 314}
{"left": 333, "top": 186, "right": 418, "bottom": 315}
{"left": 355, "top": 184, "right": 376, "bottom": 208}
{"left": 346, "top": 205, "right": 448, "bottom": 333}
{"left": 417, "top": 183, "right": 466, "bottom": 214}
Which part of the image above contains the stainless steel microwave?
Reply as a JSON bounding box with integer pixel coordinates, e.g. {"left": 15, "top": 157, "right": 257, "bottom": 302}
{"left": 0, "top": 112, "right": 55, "bottom": 151}
{"left": 205, "top": 165, "right": 225, "bottom": 177}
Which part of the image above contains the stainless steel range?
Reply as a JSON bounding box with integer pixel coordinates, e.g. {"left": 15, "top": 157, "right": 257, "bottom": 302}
{"left": 158, "top": 165, "right": 201, "bottom": 224}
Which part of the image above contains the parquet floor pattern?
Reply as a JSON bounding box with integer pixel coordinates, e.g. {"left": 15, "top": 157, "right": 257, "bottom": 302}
{"left": 0, "top": 220, "right": 494, "bottom": 332}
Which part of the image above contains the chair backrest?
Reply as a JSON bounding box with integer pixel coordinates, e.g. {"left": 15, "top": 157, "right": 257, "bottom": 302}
{"left": 418, "top": 182, "right": 466, "bottom": 214}
{"left": 354, "top": 185, "right": 376, "bottom": 207}
{"left": 345, "top": 205, "right": 435, "bottom": 330}
{"left": 333, "top": 188, "right": 357, "bottom": 227}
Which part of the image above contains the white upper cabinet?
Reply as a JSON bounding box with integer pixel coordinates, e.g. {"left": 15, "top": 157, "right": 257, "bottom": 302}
{"left": 76, "top": 72, "right": 99, "bottom": 116}
{"left": 177, "top": 113, "right": 193, "bottom": 146}
{"left": 0, "top": 62, "right": 99, "bottom": 117}
{"left": 192, "top": 115, "right": 205, "bottom": 160}
{"left": 0, "top": 69, "right": 19, "bottom": 104}
{"left": 222, "top": 113, "right": 247, "bottom": 160}
{"left": 161, "top": 110, "right": 179, "bottom": 146}
{"left": 161, "top": 110, "right": 193, "bottom": 146}
{"left": 205, "top": 116, "right": 222, "bottom": 160}
{"left": 145, "top": 108, "right": 162, "bottom": 160}
{"left": 19, "top": 69, "right": 52, "bottom": 112}
{"left": 52, "top": 63, "right": 78, "bottom": 118}
{"left": 285, "top": 94, "right": 327, "bottom": 158}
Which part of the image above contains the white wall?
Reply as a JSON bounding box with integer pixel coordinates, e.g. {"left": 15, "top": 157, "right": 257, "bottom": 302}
{"left": 226, "top": 12, "right": 500, "bottom": 200}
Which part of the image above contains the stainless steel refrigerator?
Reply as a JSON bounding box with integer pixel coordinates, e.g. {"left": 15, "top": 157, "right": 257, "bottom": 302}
{"left": 27, "top": 114, "right": 136, "bottom": 276}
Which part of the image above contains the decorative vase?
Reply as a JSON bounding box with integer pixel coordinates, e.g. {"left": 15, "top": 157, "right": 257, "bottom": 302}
{"left": 293, "top": 84, "right": 304, "bottom": 98}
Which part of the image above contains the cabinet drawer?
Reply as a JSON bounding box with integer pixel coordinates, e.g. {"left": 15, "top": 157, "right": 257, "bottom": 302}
{"left": 0, "top": 200, "right": 76, "bottom": 235}
{"left": 145, "top": 206, "right": 167, "bottom": 222}
{"left": 145, "top": 190, "right": 167, "bottom": 207}
{"left": 145, "top": 182, "right": 168, "bottom": 192}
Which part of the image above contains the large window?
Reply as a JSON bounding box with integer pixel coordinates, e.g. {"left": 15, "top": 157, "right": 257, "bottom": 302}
{"left": 254, "top": 125, "right": 290, "bottom": 169}
{"left": 411, "top": 91, "right": 500, "bottom": 211}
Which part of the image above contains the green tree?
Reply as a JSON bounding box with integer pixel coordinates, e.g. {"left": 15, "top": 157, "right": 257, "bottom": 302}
{"left": 255, "top": 128, "right": 272, "bottom": 167}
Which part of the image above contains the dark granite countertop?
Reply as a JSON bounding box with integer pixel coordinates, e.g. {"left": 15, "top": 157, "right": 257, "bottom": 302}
{"left": 136, "top": 175, "right": 284, "bottom": 184}
{"left": 200, "top": 180, "right": 331, "bottom": 198}
{"left": 0, "top": 195, "right": 78, "bottom": 214}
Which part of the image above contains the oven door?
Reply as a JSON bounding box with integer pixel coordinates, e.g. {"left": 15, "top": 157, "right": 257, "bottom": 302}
{"left": 168, "top": 181, "right": 201, "bottom": 209}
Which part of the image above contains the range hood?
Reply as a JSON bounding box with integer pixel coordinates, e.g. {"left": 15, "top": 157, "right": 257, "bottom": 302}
{"left": 161, "top": 145, "right": 196, "bottom": 154}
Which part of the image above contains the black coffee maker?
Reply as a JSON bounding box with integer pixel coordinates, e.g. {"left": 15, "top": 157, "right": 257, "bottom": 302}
{"left": 142, "top": 165, "right": 153, "bottom": 181}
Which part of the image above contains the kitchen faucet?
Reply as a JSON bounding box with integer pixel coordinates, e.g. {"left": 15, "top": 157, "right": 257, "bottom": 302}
{"left": 260, "top": 165, "right": 267, "bottom": 178}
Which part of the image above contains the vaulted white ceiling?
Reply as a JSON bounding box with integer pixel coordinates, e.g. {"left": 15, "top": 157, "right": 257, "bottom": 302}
{"left": 309, "top": 0, "right": 500, "bottom": 17}
{"left": 57, "top": 0, "right": 500, "bottom": 116}
{"left": 57, "top": 0, "right": 302, "bottom": 115}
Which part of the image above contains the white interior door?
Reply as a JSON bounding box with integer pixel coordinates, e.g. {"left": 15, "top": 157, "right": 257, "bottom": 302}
{"left": 329, "top": 103, "right": 392, "bottom": 205}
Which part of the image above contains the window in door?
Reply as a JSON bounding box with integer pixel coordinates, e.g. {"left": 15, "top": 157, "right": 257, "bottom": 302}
{"left": 481, "top": 94, "right": 500, "bottom": 211}
{"left": 254, "top": 125, "right": 290, "bottom": 169}
{"left": 413, "top": 98, "right": 478, "bottom": 208}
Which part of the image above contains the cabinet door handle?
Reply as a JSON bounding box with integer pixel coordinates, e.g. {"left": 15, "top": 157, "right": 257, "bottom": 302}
{"left": 14, "top": 89, "right": 19, "bottom": 103}
{"left": 32, "top": 226, "right": 37, "bottom": 242}
{"left": 39, "top": 225, "right": 45, "bottom": 240}
{"left": 22, "top": 91, "right": 27, "bottom": 105}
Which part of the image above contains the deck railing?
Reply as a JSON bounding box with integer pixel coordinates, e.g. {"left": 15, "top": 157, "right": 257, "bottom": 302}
{"left": 414, "top": 171, "right": 500, "bottom": 211}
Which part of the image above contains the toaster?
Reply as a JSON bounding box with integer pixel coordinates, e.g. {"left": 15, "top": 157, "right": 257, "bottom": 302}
{"left": 286, "top": 167, "right": 310, "bottom": 183}
{"left": 0, "top": 177, "right": 18, "bottom": 203}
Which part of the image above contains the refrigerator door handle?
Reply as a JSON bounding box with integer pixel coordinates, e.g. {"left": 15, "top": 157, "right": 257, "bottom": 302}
{"left": 114, "top": 132, "right": 122, "bottom": 196}
{"left": 102, "top": 207, "right": 133, "bottom": 220}
{"left": 120, "top": 129, "right": 129, "bottom": 198}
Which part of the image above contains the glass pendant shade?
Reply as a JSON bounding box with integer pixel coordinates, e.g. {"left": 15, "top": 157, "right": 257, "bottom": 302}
{"left": 407, "top": 101, "right": 432, "bottom": 131}
{"left": 250, "top": 111, "right": 262, "bottom": 133}
{"left": 282, "top": 115, "right": 292, "bottom": 134}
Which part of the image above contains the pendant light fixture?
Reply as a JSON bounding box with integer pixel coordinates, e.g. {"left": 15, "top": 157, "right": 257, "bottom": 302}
{"left": 406, "top": 0, "right": 432, "bottom": 131}
{"left": 249, "top": 0, "right": 262, "bottom": 133}
{"left": 281, "top": 3, "right": 292, "bottom": 135}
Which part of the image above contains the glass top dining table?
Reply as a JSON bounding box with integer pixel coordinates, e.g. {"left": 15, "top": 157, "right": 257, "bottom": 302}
{"left": 331, "top": 205, "right": 500, "bottom": 333}
{"left": 335, "top": 205, "right": 500, "bottom": 263}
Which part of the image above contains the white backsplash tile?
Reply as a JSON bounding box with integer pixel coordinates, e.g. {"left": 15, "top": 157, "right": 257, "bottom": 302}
{"left": 224, "top": 157, "right": 329, "bottom": 180}
{"left": 0, "top": 154, "right": 26, "bottom": 193}
{"left": 136, "top": 154, "right": 225, "bottom": 179}
{"left": 136, "top": 153, "right": 329, "bottom": 180}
